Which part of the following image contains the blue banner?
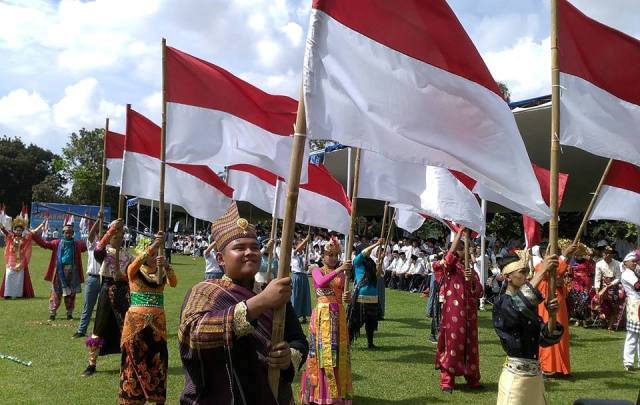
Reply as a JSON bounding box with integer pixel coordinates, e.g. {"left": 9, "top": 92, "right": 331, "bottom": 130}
{"left": 30, "top": 202, "right": 111, "bottom": 241}
{"left": 126, "top": 197, "right": 139, "bottom": 207}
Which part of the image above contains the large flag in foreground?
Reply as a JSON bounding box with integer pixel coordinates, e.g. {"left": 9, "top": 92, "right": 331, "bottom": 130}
{"left": 589, "top": 160, "right": 640, "bottom": 226}
{"left": 358, "top": 150, "right": 485, "bottom": 234}
{"left": 522, "top": 164, "right": 569, "bottom": 248}
{"left": 105, "top": 130, "right": 125, "bottom": 187}
{"left": 227, "top": 163, "right": 351, "bottom": 235}
{"left": 165, "top": 46, "right": 307, "bottom": 181}
{"left": 559, "top": 0, "right": 640, "bottom": 166}
{"left": 303, "top": 0, "right": 549, "bottom": 221}
{"left": 120, "top": 107, "right": 233, "bottom": 221}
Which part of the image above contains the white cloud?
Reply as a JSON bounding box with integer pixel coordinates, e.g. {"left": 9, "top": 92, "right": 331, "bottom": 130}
{"left": 140, "top": 91, "right": 162, "bottom": 123}
{"left": 483, "top": 37, "right": 551, "bottom": 101}
{"left": 256, "top": 39, "right": 281, "bottom": 67}
{"left": 0, "top": 88, "right": 51, "bottom": 139}
{"left": 280, "top": 22, "right": 303, "bottom": 47}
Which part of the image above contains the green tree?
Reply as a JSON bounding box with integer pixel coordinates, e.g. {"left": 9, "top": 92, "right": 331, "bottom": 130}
{"left": 0, "top": 136, "right": 60, "bottom": 215}
{"left": 497, "top": 81, "right": 511, "bottom": 103}
{"left": 60, "top": 128, "right": 119, "bottom": 212}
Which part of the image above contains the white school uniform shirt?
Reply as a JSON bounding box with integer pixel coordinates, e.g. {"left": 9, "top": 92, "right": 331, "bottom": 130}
{"left": 391, "top": 257, "right": 405, "bottom": 273}
{"left": 594, "top": 259, "right": 622, "bottom": 289}
{"left": 86, "top": 239, "right": 101, "bottom": 276}
{"left": 204, "top": 251, "right": 222, "bottom": 275}
{"left": 383, "top": 255, "right": 394, "bottom": 272}
{"left": 291, "top": 251, "right": 306, "bottom": 274}
{"left": 621, "top": 268, "right": 640, "bottom": 300}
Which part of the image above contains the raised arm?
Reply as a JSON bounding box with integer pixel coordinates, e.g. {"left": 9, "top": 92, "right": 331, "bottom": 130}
{"left": 30, "top": 231, "right": 56, "bottom": 250}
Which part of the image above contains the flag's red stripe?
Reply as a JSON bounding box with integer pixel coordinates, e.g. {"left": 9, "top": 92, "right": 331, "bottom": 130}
{"left": 300, "top": 164, "right": 351, "bottom": 213}
{"left": 105, "top": 131, "right": 125, "bottom": 159}
{"left": 228, "top": 164, "right": 280, "bottom": 186}
{"left": 559, "top": 0, "right": 640, "bottom": 106}
{"left": 605, "top": 160, "right": 640, "bottom": 194}
{"left": 126, "top": 108, "right": 161, "bottom": 157}
{"left": 449, "top": 170, "right": 477, "bottom": 191}
{"left": 531, "top": 163, "right": 569, "bottom": 207}
{"left": 312, "top": 0, "right": 502, "bottom": 97}
{"left": 166, "top": 46, "right": 297, "bottom": 136}
{"left": 126, "top": 107, "right": 229, "bottom": 193}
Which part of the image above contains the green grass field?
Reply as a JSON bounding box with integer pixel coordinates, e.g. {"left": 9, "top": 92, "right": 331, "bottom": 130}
{"left": 0, "top": 246, "right": 638, "bottom": 404}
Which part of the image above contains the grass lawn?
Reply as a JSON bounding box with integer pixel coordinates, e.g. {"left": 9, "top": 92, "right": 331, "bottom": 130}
{"left": 0, "top": 246, "right": 638, "bottom": 404}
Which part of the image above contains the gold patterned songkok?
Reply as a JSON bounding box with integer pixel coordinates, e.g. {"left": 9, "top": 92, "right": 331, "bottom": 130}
{"left": 210, "top": 202, "right": 257, "bottom": 251}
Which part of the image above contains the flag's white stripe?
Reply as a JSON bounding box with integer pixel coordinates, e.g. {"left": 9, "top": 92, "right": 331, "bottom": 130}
{"left": 121, "top": 151, "right": 231, "bottom": 221}
{"left": 165, "top": 102, "right": 308, "bottom": 182}
{"left": 394, "top": 207, "right": 426, "bottom": 234}
{"left": 285, "top": 187, "right": 351, "bottom": 236}
{"left": 228, "top": 170, "right": 276, "bottom": 215}
{"left": 560, "top": 73, "right": 640, "bottom": 166}
{"left": 589, "top": 185, "right": 640, "bottom": 226}
{"left": 105, "top": 158, "right": 122, "bottom": 187}
{"left": 358, "top": 151, "right": 485, "bottom": 233}
{"left": 304, "top": 9, "right": 549, "bottom": 221}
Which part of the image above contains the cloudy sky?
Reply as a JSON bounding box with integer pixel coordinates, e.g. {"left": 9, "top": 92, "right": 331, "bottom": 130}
{"left": 1, "top": 0, "right": 638, "bottom": 154}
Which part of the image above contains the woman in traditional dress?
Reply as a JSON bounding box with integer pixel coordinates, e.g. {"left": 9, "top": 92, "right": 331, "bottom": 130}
{"left": 83, "top": 219, "right": 132, "bottom": 377}
{"left": 534, "top": 240, "right": 572, "bottom": 377}
{"left": 0, "top": 216, "right": 38, "bottom": 299}
{"left": 349, "top": 239, "right": 384, "bottom": 349}
{"left": 291, "top": 234, "right": 312, "bottom": 324}
{"left": 494, "top": 252, "right": 564, "bottom": 405}
{"left": 119, "top": 233, "right": 177, "bottom": 404}
{"left": 300, "top": 238, "right": 353, "bottom": 404}
{"left": 566, "top": 243, "right": 595, "bottom": 326}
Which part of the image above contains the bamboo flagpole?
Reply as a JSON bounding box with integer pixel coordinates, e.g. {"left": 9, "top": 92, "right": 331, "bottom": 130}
{"left": 158, "top": 38, "right": 168, "bottom": 270}
{"left": 548, "top": 0, "right": 560, "bottom": 332}
{"left": 573, "top": 159, "right": 614, "bottom": 245}
{"left": 376, "top": 202, "right": 390, "bottom": 274}
{"left": 345, "top": 147, "right": 362, "bottom": 285}
{"left": 384, "top": 208, "right": 397, "bottom": 256}
{"left": 464, "top": 229, "right": 471, "bottom": 282}
{"left": 99, "top": 118, "right": 109, "bottom": 237}
{"left": 266, "top": 179, "right": 281, "bottom": 284}
{"left": 268, "top": 85, "right": 308, "bottom": 395}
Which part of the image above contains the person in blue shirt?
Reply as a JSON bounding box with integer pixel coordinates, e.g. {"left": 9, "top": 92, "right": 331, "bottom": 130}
{"left": 348, "top": 238, "right": 384, "bottom": 349}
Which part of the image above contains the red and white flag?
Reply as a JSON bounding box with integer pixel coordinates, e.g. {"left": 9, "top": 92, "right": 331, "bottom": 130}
{"left": 522, "top": 164, "right": 569, "bottom": 248}
{"left": 105, "top": 130, "right": 125, "bottom": 187}
{"left": 227, "top": 163, "right": 351, "bottom": 235}
{"left": 63, "top": 214, "right": 75, "bottom": 226}
{"left": 165, "top": 46, "right": 307, "bottom": 181}
{"left": 589, "top": 160, "right": 640, "bottom": 226}
{"left": 120, "top": 106, "right": 233, "bottom": 222}
{"left": 0, "top": 203, "right": 8, "bottom": 229}
{"left": 20, "top": 203, "right": 28, "bottom": 222}
{"left": 559, "top": 0, "right": 640, "bottom": 166}
{"left": 358, "top": 150, "right": 485, "bottom": 234}
{"left": 303, "top": 0, "right": 549, "bottom": 221}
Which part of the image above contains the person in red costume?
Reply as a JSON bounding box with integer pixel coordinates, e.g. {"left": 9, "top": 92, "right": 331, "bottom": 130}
{"left": 435, "top": 228, "right": 484, "bottom": 393}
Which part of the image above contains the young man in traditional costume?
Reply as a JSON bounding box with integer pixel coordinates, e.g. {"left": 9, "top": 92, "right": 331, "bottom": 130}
{"left": 620, "top": 251, "right": 640, "bottom": 371}
{"left": 178, "top": 203, "right": 308, "bottom": 404}
{"left": 82, "top": 219, "right": 132, "bottom": 377}
{"left": 0, "top": 216, "right": 39, "bottom": 299}
{"left": 591, "top": 246, "right": 624, "bottom": 331}
{"left": 300, "top": 237, "right": 353, "bottom": 404}
{"left": 119, "top": 233, "right": 177, "bottom": 404}
{"left": 493, "top": 252, "right": 564, "bottom": 405}
{"left": 32, "top": 220, "right": 87, "bottom": 320}
{"left": 435, "top": 228, "right": 484, "bottom": 393}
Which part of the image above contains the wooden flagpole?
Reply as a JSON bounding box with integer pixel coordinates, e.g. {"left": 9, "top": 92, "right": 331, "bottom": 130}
{"left": 266, "top": 179, "right": 281, "bottom": 284}
{"left": 464, "top": 229, "right": 471, "bottom": 282}
{"left": 548, "top": 0, "right": 560, "bottom": 332}
{"left": 99, "top": 118, "right": 109, "bottom": 237}
{"left": 159, "top": 38, "right": 167, "bottom": 236}
{"left": 304, "top": 225, "right": 312, "bottom": 269}
{"left": 268, "top": 85, "right": 307, "bottom": 395}
{"left": 376, "top": 202, "right": 390, "bottom": 274}
{"left": 384, "top": 208, "right": 397, "bottom": 255}
{"left": 573, "top": 158, "right": 614, "bottom": 245}
{"left": 345, "top": 147, "right": 362, "bottom": 285}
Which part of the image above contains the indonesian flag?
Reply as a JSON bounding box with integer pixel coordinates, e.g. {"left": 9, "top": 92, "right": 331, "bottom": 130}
{"left": 63, "top": 214, "right": 75, "bottom": 226}
{"left": 303, "top": 0, "right": 549, "bottom": 222}
{"left": 590, "top": 160, "right": 640, "bottom": 226}
{"left": 227, "top": 163, "right": 351, "bottom": 235}
{"left": 105, "top": 130, "right": 125, "bottom": 187}
{"left": 0, "top": 203, "right": 7, "bottom": 229}
{"left": 120, "top": 106, "right": 233, "bottom": 221}
{"left": 165, "top": 46, "right": 307, "bottom": 181}
{"left": 20, "top": 203, "right": 28, "bottom": 222}
{"left": 522, "top": 164, "right": 569, "bottom": 248}
{"left": 559, "top": 0, "right": 640, "bottom": 166}
{"left": 358, "top": 150, "right": 485, "bottom": 234}
{"left": 394, "top": 209, "right": 479, "bottom": 239}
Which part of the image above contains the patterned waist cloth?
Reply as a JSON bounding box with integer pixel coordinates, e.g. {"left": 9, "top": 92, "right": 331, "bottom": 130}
{"left": 130, "top": 291, "right": 164, "bottom": 308}
{"left": 504, "top": 357, "right": 541, "bottom": 376}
